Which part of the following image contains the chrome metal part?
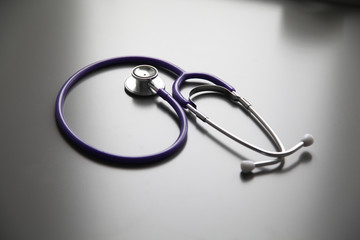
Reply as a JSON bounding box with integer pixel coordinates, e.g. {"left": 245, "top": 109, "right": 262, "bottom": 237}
{"left": 125, "top": 65, "right": 165, "bottom": 96}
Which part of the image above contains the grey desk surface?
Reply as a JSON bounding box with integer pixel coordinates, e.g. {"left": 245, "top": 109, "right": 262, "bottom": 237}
{"left": 1, "top": 0, "right": 360, "bottom": 239}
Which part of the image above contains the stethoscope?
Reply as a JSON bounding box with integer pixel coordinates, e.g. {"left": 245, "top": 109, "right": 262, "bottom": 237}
{"left": 56, "top": 56, "right": 314, "bottom": 173}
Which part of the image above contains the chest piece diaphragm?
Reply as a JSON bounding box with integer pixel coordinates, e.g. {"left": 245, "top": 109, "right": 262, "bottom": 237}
{"left": 125, "top": 65, "right": 165, "bottom": 96}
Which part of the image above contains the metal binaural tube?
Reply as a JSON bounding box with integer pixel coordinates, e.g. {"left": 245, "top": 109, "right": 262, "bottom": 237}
{"left": 186, "top": 87, "right": 312, "bottom": 159}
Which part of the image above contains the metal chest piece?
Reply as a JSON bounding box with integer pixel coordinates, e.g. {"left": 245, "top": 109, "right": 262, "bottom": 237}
{"left": 125, "top": 65, "right": 165, "bottom": 96}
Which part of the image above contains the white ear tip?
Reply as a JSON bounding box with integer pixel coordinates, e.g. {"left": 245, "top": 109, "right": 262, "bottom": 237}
{"left": 241, "top": 160, "right": 255, "bottom": 173}
{"left": 301, "top": 134, "right": 314, "bottom": 147}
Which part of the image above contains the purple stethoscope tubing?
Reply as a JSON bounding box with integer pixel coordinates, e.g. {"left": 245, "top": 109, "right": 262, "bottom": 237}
{"left": 173, "top": 72, "right": 235, "bottom": 108}
{"left": 55, "top": 56, "right": 235, "bottom": 164}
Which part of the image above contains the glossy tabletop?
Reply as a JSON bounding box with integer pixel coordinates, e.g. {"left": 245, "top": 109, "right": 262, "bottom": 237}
{"left": 1, "top": 0, "right": 360, "bottom": 239}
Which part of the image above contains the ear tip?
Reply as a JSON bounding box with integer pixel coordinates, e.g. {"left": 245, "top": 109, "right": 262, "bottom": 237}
{"left": 301, "top": 134, "right": 314, "bottom": 147}
{"left": 241, "top": 160, "right": 255, "bottom": 173}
